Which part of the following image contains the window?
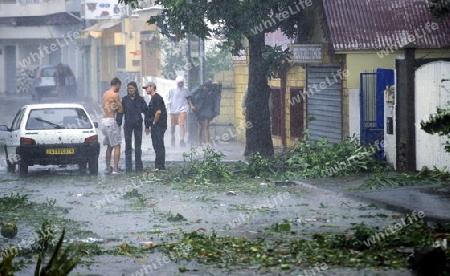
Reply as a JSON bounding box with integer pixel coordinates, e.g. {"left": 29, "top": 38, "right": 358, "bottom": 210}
{"left": 19, "top": 0, "right": 40, "bottom": 4}
{"left": 290, "top": 88, "right": 304, "bottom": 138}
{"left": 11, "top": 108, "right": 25, "bottom": 130}
{"left": 270, "top": 88, "right": 282, "bottom": 137}
{"left": 42, "top": 68, "right": 56, "bottom": 77}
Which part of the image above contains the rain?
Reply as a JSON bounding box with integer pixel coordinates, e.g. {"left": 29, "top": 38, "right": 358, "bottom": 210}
{"left": 1, "top": 0, "right": 450, "bottom": 275}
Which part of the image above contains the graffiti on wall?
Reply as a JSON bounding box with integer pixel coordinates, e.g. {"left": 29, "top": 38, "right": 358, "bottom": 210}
{"left": 16, "top": 68, "right": 35, "bottom": 94}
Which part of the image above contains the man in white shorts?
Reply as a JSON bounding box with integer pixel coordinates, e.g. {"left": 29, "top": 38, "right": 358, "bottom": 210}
{"left": 167, "top": 76, "right": 190, "bottom": 147}
{"left": 101, "top": 77, "right": 123, "bottom": 174}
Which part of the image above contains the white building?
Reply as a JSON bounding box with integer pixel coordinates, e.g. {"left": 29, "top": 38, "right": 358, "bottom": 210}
{"left": 0, "top": 0, "right": 85, "bottom": 95}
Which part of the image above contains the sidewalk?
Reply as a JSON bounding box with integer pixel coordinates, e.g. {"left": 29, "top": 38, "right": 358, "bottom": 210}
{"left": 304, "top": 176, "right": 450, "bottom": 223}
{"left": 345, "top": 184, "right": 450, "bottom": 223}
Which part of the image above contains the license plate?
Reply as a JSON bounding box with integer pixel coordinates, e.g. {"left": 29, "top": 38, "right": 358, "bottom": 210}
{"left": 46, "top": 148, "right": 75, "bottom": 155}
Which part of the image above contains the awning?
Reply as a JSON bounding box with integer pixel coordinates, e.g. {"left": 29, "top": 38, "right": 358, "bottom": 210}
{"left": 0, "top": 26, "right": 67, "bottom": 39}
{"left": 83, "top": 20, "right": 121, "bottom": 32}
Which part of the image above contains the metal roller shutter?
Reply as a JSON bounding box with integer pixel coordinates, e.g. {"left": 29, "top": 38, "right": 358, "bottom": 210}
{"left": 306, "top": 64, "right": 342, "bottom": 143}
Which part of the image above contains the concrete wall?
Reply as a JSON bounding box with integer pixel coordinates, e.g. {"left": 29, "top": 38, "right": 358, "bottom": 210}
{"left": 210, "top": 70, "right": 237, "bottom": 142}
{"left": 233, "top": 64, "right": 248, "bottom": 142}
{"left": 344, "top": 49, "right": 450, "bottom": 89}
{"left": 345, "top": 52, "right": 397, "bottom": 88}
{"left": 213, "top": 71, "right": 235, "bottom": 125}
{"left": 348, "top": 88, "right": 360, "bottom": 138}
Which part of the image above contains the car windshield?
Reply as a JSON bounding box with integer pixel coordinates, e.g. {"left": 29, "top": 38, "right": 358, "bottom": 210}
{"left": 41, "top": 68, "right": 57, "bottom": 77}
{"left": 26, "top": 108, "right": 92, "bottom": 130}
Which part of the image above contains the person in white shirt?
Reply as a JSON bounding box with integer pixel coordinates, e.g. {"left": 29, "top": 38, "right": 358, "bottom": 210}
{"left": 167, "top": 76, "right": 190, "bottom": 147}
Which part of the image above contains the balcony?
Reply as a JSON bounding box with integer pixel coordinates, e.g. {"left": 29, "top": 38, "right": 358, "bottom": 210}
{"left": 0, "top": 0, "right": 66, "bottom": 17}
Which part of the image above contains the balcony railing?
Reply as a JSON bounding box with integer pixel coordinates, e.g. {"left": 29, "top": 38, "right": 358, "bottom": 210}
{"left": 19, "top": 0, "right": 41, "bottom": 4}
{"left": 0, "top": 0, "right": 41, "bottom": 4}
{"left": 0, "top": 0, "right": 65, "bottom": 17}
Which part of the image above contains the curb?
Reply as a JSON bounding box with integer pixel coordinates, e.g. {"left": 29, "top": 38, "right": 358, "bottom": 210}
{"left": 294, "top": 181, "right": 450, "bottom": 224}
{"left": 293, "top": 180, "right": 343, "bottom": 196}
{"left": 344, "top": 186, "right": 450, "bottom": 224}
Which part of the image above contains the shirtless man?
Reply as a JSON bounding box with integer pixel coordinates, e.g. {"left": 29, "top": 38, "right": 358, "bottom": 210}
{"left": 101, "top": 77, "right": 123, "bottom": 174}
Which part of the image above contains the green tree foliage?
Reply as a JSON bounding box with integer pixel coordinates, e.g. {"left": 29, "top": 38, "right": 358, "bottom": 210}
{"left": 120, "top": 0, "right": 314, "bottom": 156}
{"left": 158, "top": 37, "right": 187, "bottom": 80}
{"left": 204, "top": 42, "right": 233, "bottom": 80}
{"left": 421, "top": 107, "right": 450, "bottom": 153}
{"left": 429, "top": 0, "right": 450, "bottom": 20}
{"left": 155, "top": 37, "right": 233, "bottom": 81}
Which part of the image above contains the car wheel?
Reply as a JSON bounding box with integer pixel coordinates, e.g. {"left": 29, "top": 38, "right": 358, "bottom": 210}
{"left": 78, "top": 162, "right": 87, "bottom": 174}
{"left": 4, "top": 147, "right": 16, "bottom": 173}
{"left": 19, "top": 159, "right": 28, "bottom": 175}
{"left": 88, "top": 158, "right": 98, "bottom": 175}
{"left": 6, "top": 159, "right": 16, "bottom": 173}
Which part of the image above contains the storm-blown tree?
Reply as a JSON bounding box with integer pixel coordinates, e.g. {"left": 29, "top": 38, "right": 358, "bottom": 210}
{"left": 121, "top": 0, "right": 312, "bottom": 156}
{"left": 158, "top": 37, "right": 186, "bottom": 80}
{"left": 204, "top": 42, "right": 234, "bottom": 81}
{"left": 148, "top": 37, "right": 232, "bottom": 81}
{"left": 423, "top": 2, "right": 450, "bottom": 151}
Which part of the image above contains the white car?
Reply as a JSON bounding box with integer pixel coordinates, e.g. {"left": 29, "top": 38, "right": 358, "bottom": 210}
{"left": 0, "top": 103, "right": 100, "bottom": 175}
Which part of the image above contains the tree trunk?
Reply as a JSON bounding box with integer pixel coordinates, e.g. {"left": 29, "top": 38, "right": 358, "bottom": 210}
{"left": 244, "top": 33, "right": 274, "bottom": 157}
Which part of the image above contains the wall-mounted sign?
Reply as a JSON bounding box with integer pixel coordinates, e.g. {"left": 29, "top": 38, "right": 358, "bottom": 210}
{"left": 232, "top": 48, "right": 248, "bottom": 64}
{"left": 82, "top": 0, "right": 127, "bottom": 20}
{"left": 289, "top": 44, "right": 322, "bottom": 63}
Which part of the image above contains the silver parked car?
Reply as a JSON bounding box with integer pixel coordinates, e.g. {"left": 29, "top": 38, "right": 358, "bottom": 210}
{"left": 31, "top": 64, "right": 77, "bottom": 102}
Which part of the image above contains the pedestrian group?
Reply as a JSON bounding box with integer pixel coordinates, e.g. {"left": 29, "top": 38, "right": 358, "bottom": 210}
{"left": 100, "top": 77, "right": 221, "bottom": 174}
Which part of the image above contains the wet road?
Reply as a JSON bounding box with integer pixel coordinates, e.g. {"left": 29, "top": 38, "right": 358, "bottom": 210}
{"left": 0, "top": 94, "right": 414, "bottom": 276}
{"left": 0, "top": 169, "right": 414, "bottom": 276}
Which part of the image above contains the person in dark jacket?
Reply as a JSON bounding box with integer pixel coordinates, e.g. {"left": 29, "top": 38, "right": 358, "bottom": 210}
{"left": 143, "top": 81, "right": 167, "bottom": 171}
{"left": 187, "top": 80, "right": 221, "bottom": 145}
{"left": 116, "top": 81, "right": 147, "bottom": 173}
